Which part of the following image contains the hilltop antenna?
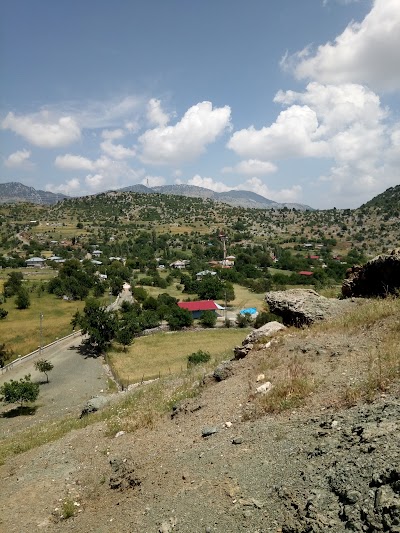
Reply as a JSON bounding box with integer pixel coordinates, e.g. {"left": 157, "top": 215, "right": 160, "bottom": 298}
{"left": 146, "top": 178, "right": 149, "bottom": 188}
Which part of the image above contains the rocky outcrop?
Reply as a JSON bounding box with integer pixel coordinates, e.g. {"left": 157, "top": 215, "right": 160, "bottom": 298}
{"left": 265, "top": 289, "right": 356, "bottom": 326}
{"left": 342, "top": 250, "right": 400, "bottom": 298}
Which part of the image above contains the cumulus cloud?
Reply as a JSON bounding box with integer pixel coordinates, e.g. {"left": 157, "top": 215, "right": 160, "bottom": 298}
{"left": 227, "top": 105, "right": 329, "bottom": 160}
{"left": 284, "top": 0, "right": 400, "bottom": 92}
{"left": 45, "top": 178, "right": 81, "bottom": 196}
{"left": 100, "top": 139, "right": 136, "bottom": 159}
{"left": 101, "top": 129, "right": 125, "bottom": 140}
{"left": 5, "top": 149, "right": 33, "bottom": 168}
{"left": 53, "top": 152, "right": 145, "bottom": 194}
{"left": 222, "top": 159, "right": 277, "bottom": 175}
{"left": 55, "top": 154, "right": 95, "bottom": 171}
{"left": 139, "top": 101, "right": 231, "bottom": 165}
{"left": 187, "top": 174, "right": 231, "bottom": 193}
{"left": 1, "top": 111, "right": 81, "bottom": 148}
{"left": 147, "top": 98, "right": 170, "bottom": 127}
{"left": 240, "top": 178, "right": 303, "bottom": 203}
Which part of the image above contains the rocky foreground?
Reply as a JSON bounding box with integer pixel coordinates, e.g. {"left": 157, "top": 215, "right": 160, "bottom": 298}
{"left": 0, "top": 294, "right": 399, "bottom": 532}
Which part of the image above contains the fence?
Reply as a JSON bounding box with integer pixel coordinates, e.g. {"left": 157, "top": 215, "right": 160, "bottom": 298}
{"left": 1, "top": 330, "right": 82, "bottom": 374}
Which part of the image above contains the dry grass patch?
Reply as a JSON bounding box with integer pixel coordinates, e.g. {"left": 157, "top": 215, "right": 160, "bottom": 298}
{"left": 316, "top": 296, "right": 400, "bottom": 332}
{"left": 0, "top": 291, "right": 84, "bottom": 358}
{"left": 107, "top": 328, "right": 250, "bottom": 386}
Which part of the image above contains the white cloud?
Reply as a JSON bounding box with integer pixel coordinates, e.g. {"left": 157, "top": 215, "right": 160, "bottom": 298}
{"left": 239, "top": 177, "right": 303, "bottom": 203}
{"left": 70, "top": 95, "right": 143, "bottom": 129}
{"left": 5, "top": 149, "right": 32, "bottom": 168}
{"left": 141, "top": 175, "right": 166, "bottom": 187}
{"left": 139, "top": 101, "right": 231, "bottom": 165}
{"left": 187, "top": 174, "right": 231, "bottom": 193}
{"left": 147, "top": 98, "right": 170, "bottom": 127}
{"left": 100, "top": 139, "right": 136, "bottom": 160}
{"left": 2, "top": 111, "right": 81, "bottom": 148}
{"left": 227, "top": 105, "right": 328, "bottom": 160}
{"left": 101, "top": 129, "right": 125, "bottom": 140}
{"left": 55, "top": 154, "right": 95, "bottom": 171}
{"left": 45, "top": 178, "right": 81, "bottom": 196}
{"left": 285, "top": 0, "right": 400, "bottom": 92}
{"left": 222, "top": 159, "right": 277, "bottom": 175}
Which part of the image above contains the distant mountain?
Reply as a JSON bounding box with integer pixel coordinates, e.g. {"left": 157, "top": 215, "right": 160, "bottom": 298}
{"left": 0, "top": 182, "right": 69, "bottom": 205}
{"left": 120, "top": 184, "right": 314, "bottom": 211}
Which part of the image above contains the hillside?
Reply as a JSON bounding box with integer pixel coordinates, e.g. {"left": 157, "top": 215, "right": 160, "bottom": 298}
{"left": 0, "top": 296, "right": 399, "bottom": 532}
{"left": 0, "top": 182, "right": 69, "bottom": 205}
{"left": 121, "top": 183, "right": 314, "bottom": 211}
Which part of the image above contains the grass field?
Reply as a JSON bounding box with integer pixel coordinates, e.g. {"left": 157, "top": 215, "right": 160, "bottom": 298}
{"left": 108, "top": 328, "right": 250, "bottom": 386}
{"left": 0, "top": 291, "right": 85, "bottom": 358}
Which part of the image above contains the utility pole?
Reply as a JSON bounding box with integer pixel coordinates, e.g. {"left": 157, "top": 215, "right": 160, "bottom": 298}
{"left": 39, "top": 312, "right": 44, "bottom": 355}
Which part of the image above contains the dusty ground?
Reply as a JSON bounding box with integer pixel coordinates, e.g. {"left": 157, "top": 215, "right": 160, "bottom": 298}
{"left": 0, "top": 310, "right": 399, "bottom": 533}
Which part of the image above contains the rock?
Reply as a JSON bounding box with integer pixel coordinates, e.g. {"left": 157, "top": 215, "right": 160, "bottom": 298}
{"left": 232, "top": 437, "right": 243, "bottom": 445}
{"left": 213, "top": 361, "right": 234, "bottom": 381}
{"left": 80, "top": 395, "right": 110, "bottom": 418}
{"left": 243, "top": 321, "right": 286, "bottom": 344}
{"left": 265, "top": 289, "right": 356, "bottom": 326}
{"left": 202, "top": 426, "right": 218, "bottom": 437}
{"left": 115, "top": 431, "right": 125, "bottom": 438}
{"left": 225, "top": 421, "right": 232, "bottom": 428}
{"left": 233, "top": 344, "right": 252, "bottom": 360}
{"left": 256, "top": 373, "right": 265, "bottom": 382}
{"left": 342, "top": 250, "right": 400, "bottom": 297}
{"left": 256, "top": 382, "right": 272, "bottom": 395}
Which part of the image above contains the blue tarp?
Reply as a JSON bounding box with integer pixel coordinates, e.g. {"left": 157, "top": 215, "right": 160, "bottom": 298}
{"left": 239, "top": 307, "right": 257, "bottom": 315}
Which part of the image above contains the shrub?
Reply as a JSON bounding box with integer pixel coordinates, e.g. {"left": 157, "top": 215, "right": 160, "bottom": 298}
{"left": 200, "top": 310, "right": 217, "bottom": 328}
{"left": 0, "top": 374, "right": 39, "bottom": 407}
{"left": 236, "top": 312, "right": 253, "bottom": 328}
{"left": 187, "top": 350, "right": 211, "bottom": 366}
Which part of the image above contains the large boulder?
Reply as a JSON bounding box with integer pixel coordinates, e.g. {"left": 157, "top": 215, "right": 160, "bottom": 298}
{"left": 265, "top": 289, "right": 355, "bottom": 327}
{"left": 342, "top": 250, "right": 400, "bottom": 298}
{"left": 243, "top": 321, "right": 286, "bottom": 345}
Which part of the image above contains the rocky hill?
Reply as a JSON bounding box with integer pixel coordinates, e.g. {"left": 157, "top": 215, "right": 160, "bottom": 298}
{"left": 0, "top": 182, "right": 69, "bottom": 205}
{"left": 0, "top": 293, "right": 399, "bottom": 532}
{"left": 120, "top": 183, "right": 314, "bottom": 211}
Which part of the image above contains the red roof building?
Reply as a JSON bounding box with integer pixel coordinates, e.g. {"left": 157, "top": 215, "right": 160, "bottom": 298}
{"left": 178, "top": 300, "right": 219, "bottom": 318}
{"left": 309, "top": 255, "right": 320, "bottom": 260}
{"left": 298, "top": 271, "right": 313, "bottom": 276}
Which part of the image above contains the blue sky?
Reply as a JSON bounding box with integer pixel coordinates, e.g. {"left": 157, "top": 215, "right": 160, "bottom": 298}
{"left": 1, "top": 0, "right": 400, "bottom": 208}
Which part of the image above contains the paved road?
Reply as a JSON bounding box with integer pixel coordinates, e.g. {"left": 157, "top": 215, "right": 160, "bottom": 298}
{"left": 0, "top": 334, "right": 109, "bottom": 438}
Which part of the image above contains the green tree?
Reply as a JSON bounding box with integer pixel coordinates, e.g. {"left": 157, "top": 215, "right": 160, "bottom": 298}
{"left": 197, "top": 274, "right": 224, "bottom": 300}
{"left": 0, "top": 307, "right": 8, "bottom": 319}
{"left": 200, "top": 310, "right": 217, "bottom": 328}
{"left": 0, "top": 374, "right": 39, "bottom": 407}
{"left": 15, "top": 286, "right": 30, "bottom": 309}
{"left": 72, "top": 299, "right": 118, "bottom": 353}
{"left": 4, "top": 271, "right": 23, "bottom": 297}
{"left": 115, "top": 325, "right": 135, "bottom": 352}
{"left": 167, "top": 306, "right": 193, "bottom": 330}
{"left": 34, "top": 358, "right": 54, "bottom": 383}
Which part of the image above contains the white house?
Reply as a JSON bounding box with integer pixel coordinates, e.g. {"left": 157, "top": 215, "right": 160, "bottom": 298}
{"left": 26, "top": 257, "right": 46, "bottom": 268}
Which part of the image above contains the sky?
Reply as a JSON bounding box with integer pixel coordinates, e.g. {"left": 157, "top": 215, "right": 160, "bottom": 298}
{"left": 1, "top": 0, "right": 400, "bottom": 209}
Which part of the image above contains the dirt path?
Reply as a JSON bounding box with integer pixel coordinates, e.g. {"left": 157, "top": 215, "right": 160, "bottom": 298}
{"left": 0, "top": 334, "right": 109, "bottom": 437}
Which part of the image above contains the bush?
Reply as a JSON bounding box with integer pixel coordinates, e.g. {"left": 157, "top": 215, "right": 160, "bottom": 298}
{"left": 236, "top": 312, "right": 253, "bottom": 328}
{"left": 187, "top": 350, "right": 211, "bottom": 366}
{"left": 200, "top": 310, "right": 217, "bottom": 328}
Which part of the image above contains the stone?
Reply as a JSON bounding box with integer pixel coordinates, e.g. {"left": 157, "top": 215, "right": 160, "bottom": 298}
{"left": 202, "top": 427, "right": 218, "bottom": 437}
{"left": 243, "top": 321, "right": 286, "bottom": 344}
{"left": 232, "top": 437, "right": 243, "bottom": 445}
{"left": 80, "top": 396, "right": 110, "bottom": 418}
{"left": 213, "top": 361, "right": 234, "bottom": 381}
{"left": 256, "top": 382, "right": 272, "bottom": 395}
{"left": 265, "top": 289, "right": 357, "bottom": 327}
{"left": 256, "top": 373, "right": 265, "bottom": 382}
